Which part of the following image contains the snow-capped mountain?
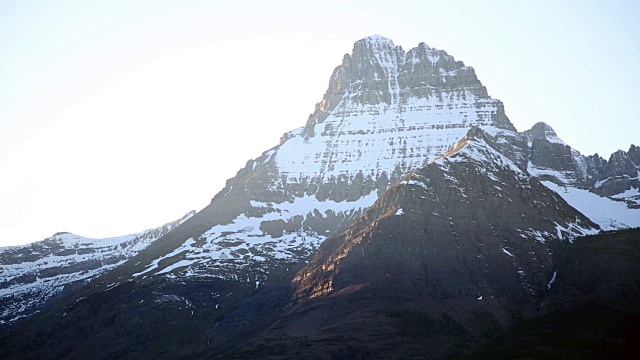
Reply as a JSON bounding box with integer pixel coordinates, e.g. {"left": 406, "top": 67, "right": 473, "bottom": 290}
{"left": 2, "top": 35, "right": 638, "bottom": 330}
{"left": 123, "top": 35, "right": 638, "bottom": 282}
{"left": 122, "top": 35, "right": 520, "bottom": 279}
{"left": 0, "top": 211, "right": 194, "bottom": 326}
{"left": 1, "top": 35, "right": 638, "bottom": 359}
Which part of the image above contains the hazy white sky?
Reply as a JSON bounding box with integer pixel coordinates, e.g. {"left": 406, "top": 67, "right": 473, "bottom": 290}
{"left": 1, "top": 0, "right": 638, "bottom": 246}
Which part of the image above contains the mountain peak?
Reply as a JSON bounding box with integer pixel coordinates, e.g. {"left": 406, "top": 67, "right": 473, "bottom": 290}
{"left": 526, "top": 122, "right": 566, "bottom": 145}
{"left": 360, "top": 34, "right": 394, "bottom": 44}
{"left": 52, "top": 231, "right": 72, "bottom": 237}
{"left": 351, "top": 34, "right": 401, "bottom": 70}
{"left": 530, "top": 121, "right": 556, "bottom": 133}
{"left": 302, "top": 35, "right": 515, "bottom": 136}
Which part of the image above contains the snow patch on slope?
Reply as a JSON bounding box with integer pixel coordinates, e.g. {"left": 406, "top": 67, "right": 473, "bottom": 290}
{"left": 541, "top": 181, "right": 640, "bottom": 230}
{"left": 135, "top": 194, "right": 380, "bottom": 276}
{"left": 547, "top": 270, "right": 558, "bottom": 289}
{"left": 0, "top": 212, "right": 193, "bottom": 324}
{"left": 527, "top": 163, "right": 578, "bottom": 186}
{"left": 443, "top": 136, "right": 527, "bottom": 178}
{"left": 275, "top": 93, "right": 507, "bottom": 184}
{"left": 250, "top": 192, "right": 379, "bottom": 216}
{"left": 133, "top": 238, "right": 197, "bottom": 277}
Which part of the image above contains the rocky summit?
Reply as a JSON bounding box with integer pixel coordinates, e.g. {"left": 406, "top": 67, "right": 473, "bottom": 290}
{"left": 0, "top": 35, "right": 638, "bottom": 359}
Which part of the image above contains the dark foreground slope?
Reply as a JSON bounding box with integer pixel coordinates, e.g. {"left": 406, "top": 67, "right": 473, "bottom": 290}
{"left": 2, "top": 230, "right": 637, "bottom": 360}
{"left": 0, "top": 259, "right": 301, "bottom": 360}
{"left": 463, "top": 227, "right": 640, "bottom": 360}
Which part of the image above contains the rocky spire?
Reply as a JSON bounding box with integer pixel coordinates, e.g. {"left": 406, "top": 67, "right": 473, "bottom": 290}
{"left": 305, "top": 35, "right": 515, "bottom": 132}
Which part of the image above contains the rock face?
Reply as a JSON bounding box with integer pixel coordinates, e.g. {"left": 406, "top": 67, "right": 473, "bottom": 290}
{"left": 596, "top": 146, "right": 640, "bottom": 200}
{"left": 0, "top": 211, "right": 194, "bottom": 327}
{"left": 524, "top": 122, "right": 577, "bottom": 173}
{"left": 303, "top": 35, "right": 513, "bottom": 132}
{"left": 491, "top": 121, "right": 640, "bottom": 228}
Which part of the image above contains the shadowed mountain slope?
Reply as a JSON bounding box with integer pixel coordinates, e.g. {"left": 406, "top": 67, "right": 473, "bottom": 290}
{"left": 202, "top": 127, "right": 604, "bottom": 359}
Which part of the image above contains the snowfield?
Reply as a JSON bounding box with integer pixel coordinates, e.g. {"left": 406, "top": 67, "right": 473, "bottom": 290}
{"left": 541, "top": 181, "right": 640, "bottom": 230}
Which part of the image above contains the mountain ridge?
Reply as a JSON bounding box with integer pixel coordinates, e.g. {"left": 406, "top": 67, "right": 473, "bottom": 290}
{"left": 0, "top": 210, "right": 194, "bottom": 328}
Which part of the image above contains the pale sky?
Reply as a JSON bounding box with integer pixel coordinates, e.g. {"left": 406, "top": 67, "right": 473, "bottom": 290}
{"left": 1, "top": 1, "right": 638, "bottom": 247}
